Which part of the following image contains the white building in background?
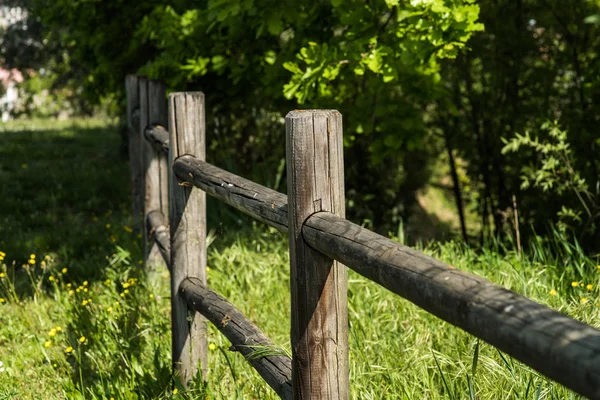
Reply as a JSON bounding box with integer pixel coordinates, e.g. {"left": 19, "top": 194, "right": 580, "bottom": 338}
{"left": 0, "top": 68, "right": 23, "bottom": 122}
{"left": 0, "top": 6, "right": 27, "bottom": 121}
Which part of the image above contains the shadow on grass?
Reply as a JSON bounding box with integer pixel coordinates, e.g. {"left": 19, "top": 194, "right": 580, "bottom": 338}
{"left": 0, "top": 120, "right": 176, "bottom": 397}
{"left": 0, "top": 121, "right": 141, "bottom": 281}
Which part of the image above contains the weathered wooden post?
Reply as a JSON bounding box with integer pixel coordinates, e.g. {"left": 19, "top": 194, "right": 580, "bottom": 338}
{"left": 168, "top": 92, "right": 208, "bottom": 386}
{"left": 125, "top": 75, "right": 143, "bottom": 230}
{"left": 139, "top": 78, "right": 169, "bottom": 270}
{"left": 286, "top": 110, "right": 349, "bottom": 399}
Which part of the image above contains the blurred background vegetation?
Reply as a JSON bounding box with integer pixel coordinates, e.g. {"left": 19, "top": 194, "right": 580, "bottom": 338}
{"left": 1, "top": 0, "right": 599, "bottom": 252}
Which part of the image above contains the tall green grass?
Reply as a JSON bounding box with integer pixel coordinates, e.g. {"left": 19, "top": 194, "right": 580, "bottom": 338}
{"left": 0, "top": 119, "right": 598, "bottom": 399}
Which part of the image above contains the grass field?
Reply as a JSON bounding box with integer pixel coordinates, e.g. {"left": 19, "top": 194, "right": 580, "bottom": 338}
{"left": 0, "top": 119, "right": 598, "bottom": 399}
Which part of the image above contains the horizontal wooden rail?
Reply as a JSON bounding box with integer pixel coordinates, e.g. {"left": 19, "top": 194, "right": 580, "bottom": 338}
{"left": 173, "top": 155, "right": 288, "bottom": 232}
{"left": 146, "top": 210, "right": 171, "bottom": 268}
{"left": 174, "top": 154, "right": 600, "bottom": 399}
{"left": 144, "top": 123, "right": 170, "bottom": 154}
{"left": 303, "top": 212, "right": 600, "bottom": 399}
{"left": 180, "top": 277, "right": 293, "bottom": 399}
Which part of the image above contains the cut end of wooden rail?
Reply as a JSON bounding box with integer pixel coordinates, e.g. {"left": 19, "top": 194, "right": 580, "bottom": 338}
{"left": 180, "top": 277, "right": 292, "bottom": 400}
{"left": 144, "top": 124, "right": 170, "bottom": 154}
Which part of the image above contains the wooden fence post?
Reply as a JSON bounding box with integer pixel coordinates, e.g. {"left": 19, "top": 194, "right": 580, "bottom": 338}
{"left": 140, "top": 78, "right": 169, "bottom": 270}
{"left": 125, "top": 75, "right": 143, "bottom": 230}
{"left": 168, "top": 92, "right": 208, "bottom": 386}
{"left": 286, "top": 110, "right": 349, "bottom": 399}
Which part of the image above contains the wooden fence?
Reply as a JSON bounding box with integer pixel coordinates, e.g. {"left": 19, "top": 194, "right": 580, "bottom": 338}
{"left": 125, "top": 75, "right": 600, "bottom": 400}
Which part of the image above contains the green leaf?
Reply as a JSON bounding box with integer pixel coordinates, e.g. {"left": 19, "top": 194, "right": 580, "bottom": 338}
{"left": 584, "top": 14, "right": 600, "bottom": 24}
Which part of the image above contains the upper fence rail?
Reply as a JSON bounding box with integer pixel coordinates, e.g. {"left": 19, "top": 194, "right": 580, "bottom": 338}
{"left": 126, "top": 75, "right": 600, "bottom": 400}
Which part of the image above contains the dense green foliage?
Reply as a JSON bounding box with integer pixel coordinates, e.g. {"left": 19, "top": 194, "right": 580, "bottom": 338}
{"left": 1, "top": 0, "right": 599, "bottom": 248}
{"left": 0, "top": 120, "right": 598, "bottom": 399}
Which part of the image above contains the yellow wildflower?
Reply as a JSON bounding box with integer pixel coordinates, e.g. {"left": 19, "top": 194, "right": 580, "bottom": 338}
{"left": 587, "top": 284, "right": 593, "bottom": 291}
{"left": 30, "top": 254, "right": 35, "bottom": 259}
{"left": 106, "top": 224, "right": 111, "bottom": 229}
{"left": 48, "top": 328, "right": 57, "bottom": 337}
{"left": 83, "top": 288, "right": 88, "bottom": 293}
{"left": 107, "top": 307, "right": 113, "bottom": 313}
{"left": 581, "top": 298, "right": 588, "bottom": 304}
{"left": 104, "top": 279, "right": 111, "bottom": 285}
{"left": 83, "top": 281, "right": 88, "bottom": 286}
{"left": 549, "top": 289, "right": 557, "bottom": 296}
{"left": 28, "top": 259, "right": 35, "bottom": 265}
{"left": 0, "top": 273, "right": 4, "bottom": 278}
{"left": 41, "top": 261, "right": 46, "bottom": 267}
{"left": 45, "top": 255, "right": 50, "bottom": 260}
{"left": 0, "top": 298, "right": 5, "bottom": 303}
{"left": 580, "top": 283, "right": 584, "bottom": 287}
{"left": 173, "top": 388, "right": 178, "bottom": 394}
{"left": 0, "top": 251, "right": 5, "bottom": 257}
{"left": 65, "top": 346, "right": 73, "bottom": 353}
{"left": 82, "top": 300, "right": 88, "bottom": 306}
{"left": 61, "top": 268, "right": 67, "bottom": 273}
{"left": 67, "top": 283, "right": 71, "bottom": 288}
{"left": 123, "top": 289, "right": 129, "bottom": 294}
{"left": 79, "top": 336, "right": 86, "bottom": 343}
{"left": 149, "top": 294, "right": 154, "bottom": 299}
{"left": 68, "top": 290, "right": 74, "bottom": 295}
{"left": 571, "top": 281, "right": 579, "bottom": 287}
{"left": 49, "top": 276, "right": 55, "bottom": 282}
{"left": 55, "top": 327, "right": 62, "bottom": 331}
{"left": 44, "top": 341, "right": 52, "bottom": 348}
{"left": 208, "top": 343, "right": 217, "bottom": 351}
{"left": 122, "top": 282, "right": 130, "bottom": 289}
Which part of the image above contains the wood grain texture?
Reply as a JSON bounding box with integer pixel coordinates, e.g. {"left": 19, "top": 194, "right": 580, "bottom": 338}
{"left": 125, "top": 75, "right": 143, "bottom": 231}
{"left": 146, "top": 210, "right": 171, "bottom": 269}
{"left": 168, "top": 92, "right": 208, "bottom": 387}
{"left": 302, "top": 212, "right": 600, "bottom": 400}
{"left": 148, "top": 81, "right": 170, "bottom": 232}
{"left": 180, "top": 277, "right": 293, "bottom": 400}
{"left": 139, "top": 79, "right": 168, "bottom": 270}
{"left": 173, "top": 155, "right": 288, "bottom": 232}
{"left": 286, "top": 110, "right": 348, "bottom": 399}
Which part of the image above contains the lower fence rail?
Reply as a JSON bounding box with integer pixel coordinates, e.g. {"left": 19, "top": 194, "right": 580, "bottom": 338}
{"left": 180, "top": 278, "right": 293, "bottom": 399}
{"left": 144, "top": 218, "right": 292, "bottom": 398}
